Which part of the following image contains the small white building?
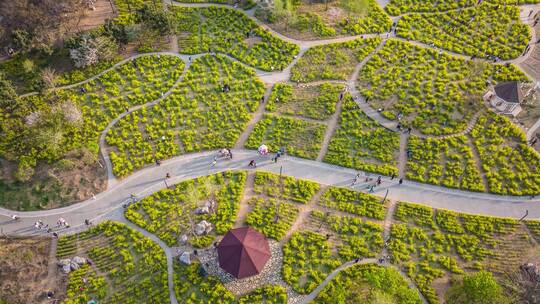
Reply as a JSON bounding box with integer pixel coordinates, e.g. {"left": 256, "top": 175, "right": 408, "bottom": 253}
{"left": 484, "top": 81, "right": 523, "bottom": 117}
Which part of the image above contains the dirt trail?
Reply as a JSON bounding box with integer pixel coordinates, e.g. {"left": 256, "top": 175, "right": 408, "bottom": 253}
{"left": 281, "top": 186, "right": 326, "bottom": 244}
{"left": 316, "top": 99, "right": 343, "bottom": 161}
{"left": 233, "top": 85, "right": 273, "bottom": 149}
{"left": 233, "top": 172, "right": 256, "bottom": 228}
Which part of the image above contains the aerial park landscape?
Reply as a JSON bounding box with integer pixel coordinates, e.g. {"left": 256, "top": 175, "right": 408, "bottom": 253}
{"left": 1, "top": 0, "right": 540, "bottom": 303}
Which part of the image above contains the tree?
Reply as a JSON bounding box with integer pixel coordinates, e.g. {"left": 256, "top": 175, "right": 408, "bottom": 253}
{"left": 1, "top": 0, "right": 86, "bottom": 53}
{"left": 339, "top": 0, "right": 369, "bottom": 17}
{"left": 446, "top": 271, "right": 509, "bottom": 304}
{"left": 69, "top": 36, "right": 118, "bottom": 68}
{"left": 137, "top": 5, "right": 175, "bottom": 36}
{"left": 0, "top": 72, "right": 20, "bottom": 113}
{"left": 40, "top": 67, "right": 58, "bottom": 90}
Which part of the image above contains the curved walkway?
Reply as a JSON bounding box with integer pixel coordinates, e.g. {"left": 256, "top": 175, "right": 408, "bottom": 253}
{"left": 1, "top": 149, "right": 538, "bottom": 234}
{"left": 298, "top": 258, "right": 428, "bottom": 304}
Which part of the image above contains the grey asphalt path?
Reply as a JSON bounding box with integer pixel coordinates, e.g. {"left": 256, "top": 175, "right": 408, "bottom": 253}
{"left": 1, "top": 149, "right": 538, "bottom": 236}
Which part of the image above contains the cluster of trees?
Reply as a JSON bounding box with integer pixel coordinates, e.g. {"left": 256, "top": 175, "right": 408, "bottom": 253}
{"left": 396, "top": 3, "right": 530, "bottom": 60}
{"left": 314, "top": 264, "right": 423, "bottom": 304}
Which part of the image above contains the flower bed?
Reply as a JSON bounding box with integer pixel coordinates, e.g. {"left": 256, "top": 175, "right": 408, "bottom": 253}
{"left": 317, "top": 186, "right": 387, "bottom": 220}
{"left": 172, "top": 6, "right": 299, "bottom": 71}
{"left": 290, "top": 38, "right": 381, "bottom": 82}
{"left": 106, "top": 54, "right": 265, "bottom": 177}
{"left": 125, "top": 171, "right": 246, "bottom": 248}
{"left": 406, "top": 135, "right": 485, "bottom": 192}
{"left": 245, "top": 197, "right": 299, "bottom": 240}
{"left": 311, "top": 210, "right": 384, "bottom": 260}
{"left": 282, "top": 231, "right": 341, "bottom": 294}
{"left": 174, "top": 261, "right": 287, "bottom": 303}
{"left": 386, "top": 0, "right": 540, "bottom": 15}
{"left": 238, "top": 285, "right": 287, "bottom": 304}
{"left": 256, "top": 0, "right": 390, "bottom": 39}
{"left": 396, "top": 3, "right": 531, "bottom": 60}
{"left": 324, "top": 99, "right": 399, "bottom": 176}
{"left": 469, "top": 113, "right": 540, "bottom": 195}
{"left": 357, "top": 39, "right": 527, "bottom": 135}
{"left": 245, "top": 114, "right": 326, "bottom": 159}
{"left": 265, "top": 83, "right": 344, "bottom": 121}
{"left": 173, "top": 261, "right": 235, "bottom": 303}
{"left": 253, "top": 171, "right": 320, "bottom": 204}
{"left": 389, "top": 202, "right": 535, "bottom": 304}
{"left": 59, "top": 221, "right": 170, "bottom": 303}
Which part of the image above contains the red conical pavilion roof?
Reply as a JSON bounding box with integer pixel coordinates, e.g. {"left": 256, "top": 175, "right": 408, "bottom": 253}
{"left": 217, "top": 227, "right": 271, "bottom": 279}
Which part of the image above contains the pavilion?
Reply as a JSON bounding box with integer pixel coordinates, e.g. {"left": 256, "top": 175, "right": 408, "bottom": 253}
{"left": 216, "top": 227, "right": 271, "bottom": 279}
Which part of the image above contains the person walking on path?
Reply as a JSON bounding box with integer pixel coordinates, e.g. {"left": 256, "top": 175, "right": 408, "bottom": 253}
{"left": 399, "top": 178, "right": 403, "bottom": 185}
{"left": 376, "top": 176, "right": 382, "bottom": 185}
{"left": 211, "top": 156, "right": 218, "bottom": 167}
{"left": 166, "top": 173, "right": 171, "bottom": 179}
{"left": 391, "top": 173, "right": 396, "bottom": 180}
{"left": 248, "top": 160, "right": 257, "bottom": 168}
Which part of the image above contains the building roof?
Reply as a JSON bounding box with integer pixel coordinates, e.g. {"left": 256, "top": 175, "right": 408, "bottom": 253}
{"left": 217, "top": 227, "right": 271, "bottom": 279}
{"left": 494, "top": 81, "right": 523, "bottom": 104}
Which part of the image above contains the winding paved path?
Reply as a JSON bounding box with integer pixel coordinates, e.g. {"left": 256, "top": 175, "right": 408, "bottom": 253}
{"left": 2, "top": 149, "right": 538, "bottom": 234}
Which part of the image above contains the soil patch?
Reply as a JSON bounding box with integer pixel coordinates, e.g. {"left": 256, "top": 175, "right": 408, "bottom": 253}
{"left": 0, "top": 237, "right": 65, "bottom": 304}
{"left": 0, "top": 148, "right": 106, "bottom": 211}
{"left": 244, "top": 37, "right": 263, "bottom": 48}
{"left": 75, "top": 0, "right": 117, "bottom": 32}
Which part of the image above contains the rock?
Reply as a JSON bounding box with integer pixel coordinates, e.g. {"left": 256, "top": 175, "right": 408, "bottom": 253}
{"left": 58, "top": 259, "right": 71, "bottom": 267}
{"left": 70, "top": 261, "right": 80, "bottom": 271}
{"left": 179, "top": 251, "right": 191, "bottom": 265}
{"left": 180, "top": 234, "right": 188, "bottom": 244}
{"left": 195, "top": 206, "right": 209, "bottom": 214}
{"left": 521, "top": 263, "right": 540, "bottom": 282}
{"left": 195, "top": 220, "right": 212, "bottom": 236}
{"left": 61, "top": 264, "right": 71, "bottom": 274}
{"left": 72, "top": 256, "right": 86, "bottom": 265}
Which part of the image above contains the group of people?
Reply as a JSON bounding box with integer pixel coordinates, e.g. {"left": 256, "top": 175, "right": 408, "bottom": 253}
{"left": 351, "top": 172, "right": 403, "bottom": 192}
